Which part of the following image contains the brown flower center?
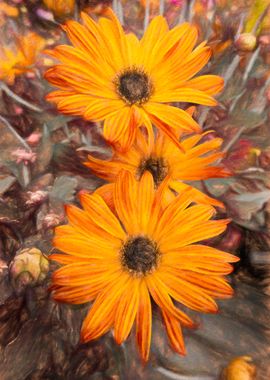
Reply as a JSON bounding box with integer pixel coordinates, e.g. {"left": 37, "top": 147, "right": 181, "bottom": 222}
{"left": 121, "top": 235, "right": 160, "bottom": 276}
{"left": 115, "top": 67, "right": 153, "bottom": 105}
{"left": 138, "top": 157, "right": 168, "bottom": 187}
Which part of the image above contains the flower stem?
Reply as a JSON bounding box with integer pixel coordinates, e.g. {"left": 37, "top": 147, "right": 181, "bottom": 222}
{"left": 0, "top": 82, "right": 42, "bottom": 113}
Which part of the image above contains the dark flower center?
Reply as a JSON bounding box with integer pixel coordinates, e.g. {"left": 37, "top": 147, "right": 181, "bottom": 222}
{"left": 138, "top": 157, "right": 168, "bottom": 187}
{"left": 116, "top": 67, "right": 153, "bottom": 105}
{"left": 121, "top": 236, "right": 160, "bottom": 276}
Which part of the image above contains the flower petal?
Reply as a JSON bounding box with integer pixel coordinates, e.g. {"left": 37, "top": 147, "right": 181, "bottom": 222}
{"left": 114, "top": 278, "right": 140, "bottom": 344}
{"left": 162, "top": 310, "right": 186, "bottom": 355}
{"left": 79, "top": 192, "right": 125, "bottom": 240}
{"left": 145, "top": 102, "right": 201, "bottom": 134}
{"left": 136, "top": 282, "right": 152, "bottom": 362}
{"left": 81, "top": 273, "right": 129, "bottom": 342}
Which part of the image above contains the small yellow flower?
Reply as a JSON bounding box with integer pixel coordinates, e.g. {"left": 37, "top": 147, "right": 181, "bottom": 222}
{"left": 0, "top": 2, "right": 18, "bottom": 26}
{"left": 0, "top": 32, "right": 45, "bottom": 85}
{"left": 43, "top": 0, "right": 75, "bottom": 17}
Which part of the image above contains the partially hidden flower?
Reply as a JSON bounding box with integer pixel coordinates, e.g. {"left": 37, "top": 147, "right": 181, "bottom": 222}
{"left": 25, "top": 190, "right": 48, "bottom": 206}
{"left": 0, "top": 2, "right": 18, "bottom": 26}
{"left": 26, "top": 131, "right": 42, "bottom": 146}
{"left": 140, "top": 0, "right": 160, "bottom": 9}
{"left": 42, "top": 0, "right": 75, "bottom": 17}
{"left": 50, "top": 170, "right": 238, "bottom": 362}
{"left": 83, "top": 0, "right": 112, "bottom": 15}
{"left": 85, "top": 128, "right": 230, "bottom": 208}
{"left": 0, "top": 32, "right": 45, "bottom": 85}
{"left": 44, "top": 9, "right": 224, "bottom": 151}
{"left": 11, "top": 148, "right": 37, "bottom": 165}
{"left": 140, "top": 0, "right": 183, "bottom": 9}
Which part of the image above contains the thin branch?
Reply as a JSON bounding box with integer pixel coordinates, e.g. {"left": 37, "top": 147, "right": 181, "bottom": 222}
{"left": 159, "top": 0, "right": 165, "bottom": 15}
{"left": 178, "top": 0, "right": 187, "bottom": 23}
{"left": 223, "top": 55, "right": 240, "bottom": 84}
{"left": 0, "top": 82, "right": 42, "bottom": 113}
{"left": 242, "top": 46, "right": 261, "bottom": 84}
{"left": 251, "top": 5, "right": 270, "bottom": 35}
{"left": 0, "top": 115, "right": 31, "bottom": 151}
{"left": 222, "top": 125, "right": 246, "bottom": 154}
{"left": 144, "top": 0, "right": 150, "bottom": 31}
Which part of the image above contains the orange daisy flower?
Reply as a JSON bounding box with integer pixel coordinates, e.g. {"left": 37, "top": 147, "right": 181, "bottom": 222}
{"left": 44, "top": 9, "right": 223, "bottom": 151}
{"left": 0, "top": 32, "right": 45, "bottom": 85}
{"left": 50, "top": 170, "right": 238, "bottom": 362}
{"left": 85, "top": 129, "right": 230, "bottom": 208}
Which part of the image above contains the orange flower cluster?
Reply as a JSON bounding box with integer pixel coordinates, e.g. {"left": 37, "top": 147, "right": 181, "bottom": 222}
{"left": 0, "top": 32, "right": 45, "bottom": 85}
{"left": 45, "top": 9, "right": 239, "bottom": 362}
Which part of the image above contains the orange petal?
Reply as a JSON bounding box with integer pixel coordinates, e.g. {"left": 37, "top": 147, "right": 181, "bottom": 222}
{"left": 137, "top": 171, "right": 155, "bottom": 231}
{"left": 146, "top": 275, "right": 195, "bottom": 328}
{"left": 81, "top": 273, "right": 129, "bottom": 342}
{"left": 136, "top": 282, "right": 152, "bottom": 362}
{"left": 151, "top": 88, "right": 218, "bottom": 106}
{"left": 177, "top": 271, "right": 234, "bottom": 298}
{"left": 164, "top": 219, "right": 230, "bottom": 250}
{"left": 103, "top": 106, "right": 137, "bottom": 152}
{"left": 114, "top": 170, "right": 139, "bottom": 234}
{"left": 114, "top": 278, "right": 140, "bottom": 344}
{"left": 162, "top": 310, "right": 186, "bottom": 355}
{"left": 94, "top": 183, "right": 115, "bottom": 211}
{"left": 52, "top": 285, "right": 95, "bottom": 304}
{"left": 79, "top": 192, "right": 125, "bottom": 240}
{"left": 145, "top": 102, "right": 200, "bottom": 134}
{"left": 84, "top": 99, "right": 124, "bottom": 121}
{"left": 169, "top": 181, "right": 224, "bottom": 209}
{"left": 184, "top": 75, "right": 224, "bottom": 95}
{"left": 53, "top": 234, "right": 118, "bottom": 260}
{"left": 52, "top": 264, "right": 120, "bottom": 288}
{"left": 159, "top": 272, "right": 218, "bottom": 313}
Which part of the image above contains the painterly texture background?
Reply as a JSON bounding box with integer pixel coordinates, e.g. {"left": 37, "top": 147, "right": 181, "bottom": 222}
{"left": 0, "top": 0, "right": 269, "bottom": 379}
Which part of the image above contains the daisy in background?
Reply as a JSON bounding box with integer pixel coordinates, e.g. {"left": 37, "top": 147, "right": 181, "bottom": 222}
{"left": 0, "top": 32, "right": 45, "bottom": 85}
{"left": 50, "top": 170, "right": 238, "bottom": 362}
{"left": 85, "top": 124, "right": 230, "bottom": 208}
{"left": 44, "top": 8, "right": 223, "bottom": 151}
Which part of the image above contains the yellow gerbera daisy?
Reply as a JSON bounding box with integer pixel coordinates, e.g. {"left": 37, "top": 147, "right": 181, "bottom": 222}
{"left": 85, "top": 128, "right": 230, "bottom": 208}
{"left": 50, "top": 170, "right": 238, "bottom": 362}
{"left": 44, "top": 9, "right": 223, "bottom": 151}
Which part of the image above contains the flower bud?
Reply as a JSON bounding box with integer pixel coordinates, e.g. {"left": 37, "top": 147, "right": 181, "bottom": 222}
{"left": 235, "top": 33, "right": 257, "bottom": 52}
{"left": 221, "top": 356, "right": 256, "bottom": 380}
{"left": 25, "top": 190, "right": 48, "bottom": 207}
{"left": 9, "top": 248, "right": 49, "bottom": 291}
{"left": 259, "top": 147, "right": 270, "bottom": 169}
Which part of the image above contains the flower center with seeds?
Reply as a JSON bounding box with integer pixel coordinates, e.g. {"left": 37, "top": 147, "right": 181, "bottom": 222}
{"left": 121, "top": 235, "right": 160, "bottom": 276}
{"left": 115, "top": 67, "right": 153, "bottom": 105}
{"left": 138, "top": 157, "right": 169, "bottom": 187}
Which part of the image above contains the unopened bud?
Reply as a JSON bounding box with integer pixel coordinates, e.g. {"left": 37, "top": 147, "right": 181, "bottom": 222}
{"left": 25, "top": 190, "right": 48, "bottom": 206}
{"left": 259, "top": 147, "right": 270, "bottom": 169}
{"left": 42, "top": 213, "right": 62, "bottom": 229}
{"left": 221, "top": 356, "right": 256, "bottom": 380}
{"left": 9, "top": 248, "right": 49, "bottom": 291}
{"left": 235, "top": 33, "right": 257, "bottom": 52}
